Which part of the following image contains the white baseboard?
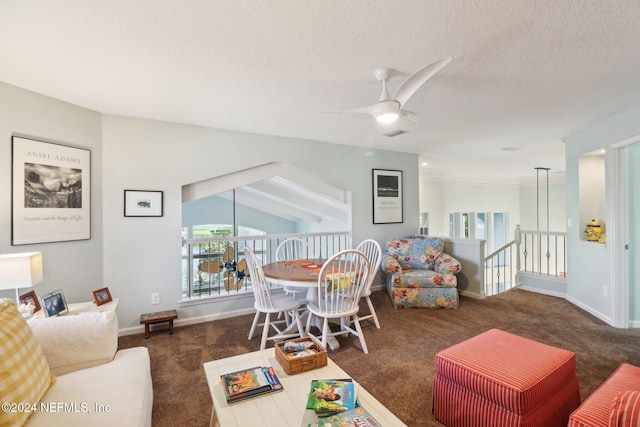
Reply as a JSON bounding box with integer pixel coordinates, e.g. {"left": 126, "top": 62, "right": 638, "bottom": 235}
{"left": 371, "top": 283, "right": 386, "bottom": 292}
{"left": 118, "top": 307, "right": 256, "bottom": 337}
{"left": 117, "top": 285, "right": 635, "bottom": 336}
{"left": 565, "top": 295, "right": 614, "bottom": 326}
{"left": 120, "top": 284, "right": 388, "bottom": 336}
{"left": 459, "top": 290, "right": 485, "bottom": 299}
{"left": 518, "top": 285, "right": 566, "bottom": 299}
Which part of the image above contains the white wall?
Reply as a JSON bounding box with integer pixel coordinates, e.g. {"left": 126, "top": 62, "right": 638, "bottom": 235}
{"left": 578, "top": 155, "right": 606, "bottom": 235}
{"left": 101, "top": 115, "right": 420, "bottom": 329}
{"left": 519, "top": 180, "right": 567, "bottom": 232}
{"left": 422, "top": 176, "right": 568, "bottom": 238}
{"left": 0, "top": 82, "right": 104, "bottom": 305}
{"left": 629, "top": 143, "right": 640, "bottom": 322}
{"left": 419, "top": 179, "right": 445, "bottom": 235}
{"left": 419, "top": 179, "right": 522, "bottom": 239}
{"left": 182, "top": 195, "right": 297, "bottom": 234}
{"left": 0, "top": 83, "right": 420, "bottom": 332}
{"left": 565, "top": 101, "right": 640, "bottom": 326}
{"left": 9, "top": 78, "right": 636, "bottom": 331}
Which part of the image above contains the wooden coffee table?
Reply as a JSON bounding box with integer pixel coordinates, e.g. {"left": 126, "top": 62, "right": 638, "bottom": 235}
{"left": 203, "top": 348, "right": 406, "bottom": 427}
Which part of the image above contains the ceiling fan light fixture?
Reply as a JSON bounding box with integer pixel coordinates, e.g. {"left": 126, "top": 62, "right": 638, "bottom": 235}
{"left": 376, "top": 112, "right": 399, "bottom": 123}
{"left": 373, "top": 100, "right": 400, "bottom": 123}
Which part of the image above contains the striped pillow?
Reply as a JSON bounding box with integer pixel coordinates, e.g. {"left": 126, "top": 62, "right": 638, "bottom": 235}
{"left": 609, "top": 390, "right": 640, "bottom": 427}
{"left": 0, "top": 299, "right": 55, "bottom": 426}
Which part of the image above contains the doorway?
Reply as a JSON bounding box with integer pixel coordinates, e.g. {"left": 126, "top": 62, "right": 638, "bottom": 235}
{"left": 613, "top": 138, "right": 640, "bottom": 327}
{"left": 626, "top": 143, "right": 640, "bottom": 326}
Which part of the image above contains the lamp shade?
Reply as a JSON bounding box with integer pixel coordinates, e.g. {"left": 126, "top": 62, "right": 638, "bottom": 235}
{"left": 0, "top": 252, "right": 44, "bottom": 290}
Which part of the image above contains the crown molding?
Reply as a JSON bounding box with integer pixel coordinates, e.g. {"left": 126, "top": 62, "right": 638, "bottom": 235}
{"left": 420, "top": 170, "right": 566, "bottom": 187}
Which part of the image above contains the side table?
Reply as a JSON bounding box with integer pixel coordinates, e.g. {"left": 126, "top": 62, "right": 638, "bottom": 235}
{"left": 32, "top": 298, "right": 119, "bottom": 318}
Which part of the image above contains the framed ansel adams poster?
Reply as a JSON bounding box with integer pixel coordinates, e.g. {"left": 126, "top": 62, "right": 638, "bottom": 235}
{"left": 12, "top": 136, "right": 91, "bottom": 245}
{"left": 372, "top": 169, "right": 403, "bottom": 224}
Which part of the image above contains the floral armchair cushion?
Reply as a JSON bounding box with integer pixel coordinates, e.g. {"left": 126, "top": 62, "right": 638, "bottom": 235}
{"left": 381, "top": 238, "right": 461, "bottom": 276}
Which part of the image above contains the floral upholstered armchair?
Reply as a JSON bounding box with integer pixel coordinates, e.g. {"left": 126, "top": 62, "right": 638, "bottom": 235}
{"left": 381, "top": 237, "right": 461, "bottom": 309}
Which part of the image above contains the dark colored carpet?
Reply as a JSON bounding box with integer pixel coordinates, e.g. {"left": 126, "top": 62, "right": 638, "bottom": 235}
{"left": 118, "top": 288, "right": 640, "bottom": 427}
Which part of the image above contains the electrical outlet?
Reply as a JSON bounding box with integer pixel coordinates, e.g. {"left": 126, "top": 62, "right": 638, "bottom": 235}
{"left": 603, "top": 287, "right": 608, "bottom": 297}
{"left": 151, "top": 292, "right": 160, "bottom": 305}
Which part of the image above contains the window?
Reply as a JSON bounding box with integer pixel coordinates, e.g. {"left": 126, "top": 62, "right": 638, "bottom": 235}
{"left": 449, "top": 211, "right": 510, "bottom": 263}
{"left": 181, "top": 223, "right": 267, "bottom": 300}
{"left": 180, "top": 167, "right": 352, "bottom": 302}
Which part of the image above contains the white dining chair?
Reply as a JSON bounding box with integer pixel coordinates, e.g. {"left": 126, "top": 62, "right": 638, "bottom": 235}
{"left": 355, "top": 239, "right": 382, "bottom": 328}
{"left": 275, "top": 237, "right": 316, "bottom": 300}
{"left": 305, "top": 249, "right": 370, "bottom": 354}
{"left": 244, "top": 247, "right": 305, "bottom": 350}
{"left": 276, "top": 237, "right": 315, "bottom": 262}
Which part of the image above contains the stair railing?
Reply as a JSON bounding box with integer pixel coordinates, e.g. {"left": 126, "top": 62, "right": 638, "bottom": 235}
{"left": 483, "top": 225, "right": 567, "bottom": 296}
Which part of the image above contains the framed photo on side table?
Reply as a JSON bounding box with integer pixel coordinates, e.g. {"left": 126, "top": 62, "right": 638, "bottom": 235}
{"left": 372, "top": 169, "right": 403, "bottom": 224}
{"left": 19, "top": 290, "right": 41, "bottom": 313}
{"left": 41, "top": 289, "right": 68, "bottom": 317}
{"left": 92, "top": 287, "right": 113, "bottom": 306}
{"left": 124, "top": 190, "right": 164, "bottom": 217}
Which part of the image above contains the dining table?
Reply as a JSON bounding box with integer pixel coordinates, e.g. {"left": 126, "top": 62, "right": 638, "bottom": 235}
{"left": 261, "top": 258, "right": 344, "bottom": 350}
{"left": 261, "top": 258, "right": 325, "bottom": 288}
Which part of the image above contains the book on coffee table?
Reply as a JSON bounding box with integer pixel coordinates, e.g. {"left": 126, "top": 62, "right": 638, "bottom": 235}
{"left": 220, "top": 366, "right": 283, "bottom": 403}
{"left": 306, "top": 379, "right": 357, "bottom": 417}
{"left": 307, "top": 406, "right": 382, "bottom": 426}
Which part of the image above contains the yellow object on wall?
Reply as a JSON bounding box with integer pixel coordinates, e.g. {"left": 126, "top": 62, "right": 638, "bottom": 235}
{"left": 584, "top": 219, "right": 603, "bottom": 242}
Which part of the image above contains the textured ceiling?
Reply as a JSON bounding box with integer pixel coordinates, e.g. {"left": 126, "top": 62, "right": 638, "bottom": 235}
{"left": 2, "top": 1, "right": 640, "bottom": 183}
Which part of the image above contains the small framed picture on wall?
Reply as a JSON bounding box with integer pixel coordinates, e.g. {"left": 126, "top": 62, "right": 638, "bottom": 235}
{"left": 372, "top": 169, "right": 403, "bottom": 224}
{"left": 124, "top": 190, "right": 164, "bottom": 217}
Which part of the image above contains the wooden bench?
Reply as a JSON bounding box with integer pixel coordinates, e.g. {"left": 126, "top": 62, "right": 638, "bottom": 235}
{"left": 140, "top": 309, "right": 178, "bottom": 339}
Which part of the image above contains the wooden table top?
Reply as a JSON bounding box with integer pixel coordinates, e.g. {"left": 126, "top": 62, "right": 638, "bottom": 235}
{"left": 261, "top": 259, "right": 326, "bottom": 283}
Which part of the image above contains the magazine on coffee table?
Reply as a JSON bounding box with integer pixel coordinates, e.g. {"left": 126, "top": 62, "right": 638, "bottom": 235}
{"left": 306, "top": 378, "right": 357, "bottom": 417}
{"left": 220, "top": 366, "right": 283, "bottom": 403}
{"left": 307, "top": 406, "right": 382, "bottom": 426}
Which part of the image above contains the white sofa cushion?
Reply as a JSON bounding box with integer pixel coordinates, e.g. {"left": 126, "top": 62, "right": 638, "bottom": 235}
{"left": 25, "top": 347, "right": 153, "bottom": 427}
{"left": 29, "top": 311, "right": 118, "bottom": 376}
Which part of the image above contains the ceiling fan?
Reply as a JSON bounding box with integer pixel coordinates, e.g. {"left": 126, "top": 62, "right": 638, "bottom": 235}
{"left": 336, "top": 57, "right": 451, "bottom": 124}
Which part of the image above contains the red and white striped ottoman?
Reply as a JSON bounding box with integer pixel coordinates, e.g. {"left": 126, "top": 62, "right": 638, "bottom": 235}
{"left": 433, "top": 329, "right": 581, "bottom": 427}
{"left": 568, "top": 363, "right": 640, "bottom": 427}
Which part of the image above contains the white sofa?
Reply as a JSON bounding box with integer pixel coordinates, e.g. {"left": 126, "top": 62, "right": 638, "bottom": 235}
{"left": 0, "top": 299, "right": 153, "bottom": 427}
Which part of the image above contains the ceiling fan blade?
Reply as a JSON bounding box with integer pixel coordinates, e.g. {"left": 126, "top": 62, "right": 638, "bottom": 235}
{"left": 393, "top": 57, "right": 452, "bottom": 107}
{"left": 400, "top": 109, "right": 418, "bottom": 123}
{"left": 323, "top": 104, "right": 377, "bottom": 116}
